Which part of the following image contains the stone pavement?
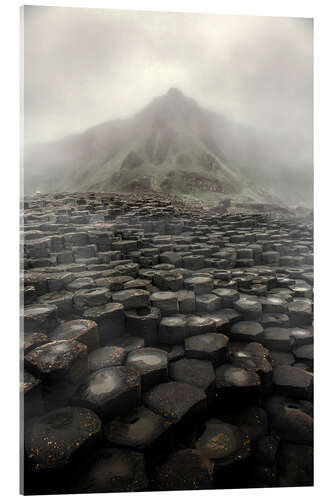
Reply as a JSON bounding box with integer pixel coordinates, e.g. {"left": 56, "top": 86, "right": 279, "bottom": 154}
{"left": 21, "top": 192, "right": 313, "bottom": 493}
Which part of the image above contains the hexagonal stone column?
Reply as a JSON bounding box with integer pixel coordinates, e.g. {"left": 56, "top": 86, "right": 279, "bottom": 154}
{"left": 71, "top": 448, "right": 148, "bottom": 493}
{"left": 234, "top": 298, "right": 262, "bottom": 321}
{"left": 216, "top": 364, "right": 261, "bottom": 406}
{"left": 151, "top": 291, "right": 179, "bottom": 315}
{"left": 104, "top": 406, "right": 173, "bottom": 461}
{"left": 88, "top": 345, "right": 126, "bottom": 371}
{"left": 154, "top": 449, "right": 214, "bottom": 490}
{"left": 185, "top": 333, "right": 229, "bottom": 367}
{"left": 112, "top": 289, "right": 150, "bottom": 310}
{"left": 50, "top": 319, "right": 99, "bottom": 351}
{"left": 212, "top": 288, "right": 240, "bottom": 307}
{"left": 38, "top": 290, "right": 74, "bottom": 318}
{"left": 195, "top": 419, "right": 250, "bottom": 469}
{"left": 177, "top": 290, "right": 196, "bottom": 313}
{"left": 187, "top": 315, "right": 216, "bottom": 336}
{"left": 195, "top": 293, "right": 222, "bottom": 312}
{"left": 272, "top": 365, "right": 313, "bottom": 401}
{"left": 126, "top": 348, "right": 168, "bottom": 390}
{"left": 289, "top": 327, "right": 313, "bottom": 347}
{"left": 265, "top": 395, "right": 313, "bottom": 445}
{"left": 73, "top": 287, "right": 111, "bottom": 311}
{"left": 25, "top": 339, "right": 88, "bottom": 385}
{"left": 125, "top": 306, "right": 160, "bottom": 346}
{"left": 158, "top": 315, "right": 189, "bottom": 345}
{"left": 288, "top": 300, "right": 313, "bottom": 327}
{"left": 263, "top": 327, "right": 294, "bottom": 352}
{"left": 230, "top": 321, "right": 264, "bottom": 343}
{"left": 83, "top": 303, "right": 125, "bottom": 345}
{"left": 169, "top": 358, "right": 216, "bottom": 404}
{"left": 72, "top": 366, "right": 141, "bottom": 418}
{"left": 22, "top": 331, "right": 48, "bottom": 354}
{"left": 24, "top": 406, "right": 102, "bottom": 494}
{"left": 144, "top": 381, "right": 207, "bottom": 435}
{"left": 25, "top": 339, "right": 89, "bottom": 409}
{"left": 184, "top": 276, "right": 214, "bottom": 295}
{"left": 261, "top": 296, "right": 288, "bottom": 314}
{"left": 24, "top": 304, "right": 58, "bottom": 333}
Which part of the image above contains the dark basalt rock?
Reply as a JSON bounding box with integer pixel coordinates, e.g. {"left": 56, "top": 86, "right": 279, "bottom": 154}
{"left": 104, "top": 406, "right": 173, "bottom": 457}
{"left": 24, "top": 304, "right": 58, "bottom": 333}
{"left": 289, "top": 326, "right": 313, "bottom": 347}
{"left": 212, "top": 288, "right": 240, "bottom": 307}
{"left": 158, "top": 314, "right": 189, "bottom": 344}
{"left": 195, "top": 419, "right": 251, "bottom": 468}
{"left": 21, "top": 192, "right": 314, "bottom": 492}
{"left": 159, "top": 343, "right": 184, "bottom": 361}
{"left": 144, "top": 381, "right": 207, "bottom": 431}
{"left": 38, "top": 290, "right": 74, "bottom": 317}
{"left": 230, "top": 321, "right": 264, "bottom": 342}
{"left": 24, "top": 339, "right": 88, "bottom": 384}
{"left": 263, "top": 327, "right": 294, "bottom": 352}
{"left": 261, "top": 312, "right": 290, "bottom": 328}
{"left": 185, "top": 332, "right": 229, "bottom": 367}
{"left": 177, "top": 289, "right": 196, "bottom": 313}
{"left": 25, "top": 406, "right": 102, "bottom": 472}
{"left": 71, "top": 448, "right": 148, "bottom": 493}
{"left": 184, "top": 276, "right": 214, "bottom": 295}
{"left": 112, "top": 288, "right": 150, "bottom": 310}
{"left": 21, "top": 370, "right": 44, "bottom": 420}
{"left": 112, "top": 334, "right": 145, "bottom": 353}
{"left": 234, "top": 297, "right": 262, "bottom": 320}
{"left": 293, "top": 343, "right": 313, "bottom": 370}
{"left": 150, "top": 291, "right": 179, "bottom": 315}
{"left": 288, "top": 299, "right": 313, "bottom": 327}
{"left": 72, "top": 365, "right": 141, "bottom": 418}
{"left": 270, "top": 350, "right": 295, "bottom": 367}
{"left": 277, "top": 442, "right": 313, "bottom": 487}
{"left": 83, "top": 302, "right": 125, "bottom": 345}
{"left": 125, "top": 306, "right": 160, "bottom": 346}
{"left": 169, "top": 358, "right": 215, "bottom": 402}
{"left": 265, "top": 395, "right": 313, "bottom": 445}
{"left": 22, "top": 331, "right": 48, "bottom": 354}
{"left": 253, "top": 434, "right": 280, "bottom": 465}
{"left": 154, "top": 449, "right": 214, "bottom": 490}
{"left": 125, "top": 348, "right": 168, "bottom": 390}
{"left": 272, "top": 365, "right": 313, "bottom": 401}
{"left": 73, "top": 287, "right": 111, "bottom": 310}
{"left": 50, "top": 319, "right": 99, "bottom": 351}
{"left": 88, "top": 345, "right": 126, "bottom": 371}
{"left": 216, "top": 364, "right": 261, "bottom": 406}
{"left": 186, "top": 315, "right": 216, "bottom": 336}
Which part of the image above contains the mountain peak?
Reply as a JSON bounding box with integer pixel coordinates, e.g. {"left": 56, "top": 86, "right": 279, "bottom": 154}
{"left": 166, "top": 87, "right": 184, "bottom": 98}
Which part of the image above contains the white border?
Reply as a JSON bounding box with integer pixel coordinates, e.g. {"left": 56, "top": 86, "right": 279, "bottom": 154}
{"left": 1, "top": 1, "right": 331, "bottom": 499}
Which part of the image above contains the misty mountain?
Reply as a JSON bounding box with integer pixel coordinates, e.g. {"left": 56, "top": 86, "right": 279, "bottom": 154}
{"left": 24, "top": 88, "right": 313, "bottom": 206}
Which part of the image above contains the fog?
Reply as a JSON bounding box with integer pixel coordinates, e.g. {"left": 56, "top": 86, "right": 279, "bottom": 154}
{"left": 23, "top": 6, "right": 313, "bottom": 203}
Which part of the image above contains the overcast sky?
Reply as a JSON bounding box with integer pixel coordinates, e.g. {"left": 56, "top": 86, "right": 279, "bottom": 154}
{"left": 23, "top": 6, "right": 313, "bottom": 168}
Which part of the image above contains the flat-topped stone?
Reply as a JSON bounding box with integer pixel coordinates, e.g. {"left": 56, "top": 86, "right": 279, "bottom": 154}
{"left": 185, "top": 333, "right": 229, "bottom": 367}
{"left": 25, "top": 406, "right": 102, "bottom": 472}
{"left": 88, "top": 345, "right": 126, "bottom": 371}
{"left": 50, "top": 319, "right": 99, "bottom": 350}
{"left": 144, "top": 381, "right": 207, "bottom": 428}
{"left": 73, "top": 366, "right": 141, "bottom": 418}
{"left": 154, "top": 449, "right": 214, "bottom": 490}
{"left": 125, "top": 348, "right": 168, "bottom": 390}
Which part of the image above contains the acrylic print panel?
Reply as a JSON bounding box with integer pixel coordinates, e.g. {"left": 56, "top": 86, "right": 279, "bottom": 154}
{"left": 21, "top": 4, "right": 314, "bottom": 495}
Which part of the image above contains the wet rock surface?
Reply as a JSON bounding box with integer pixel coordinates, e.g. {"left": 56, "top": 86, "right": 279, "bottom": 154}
{"left": 21, "top": 192, "right": 313, "bottom": 493}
